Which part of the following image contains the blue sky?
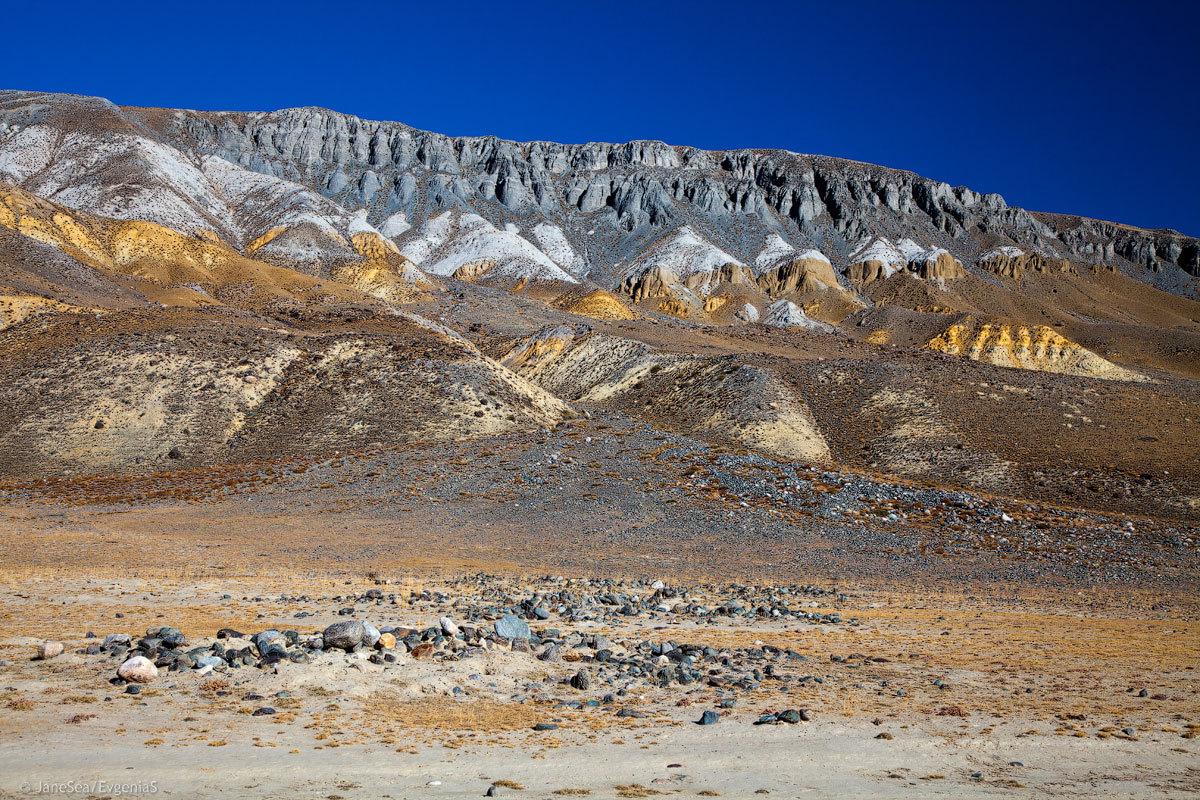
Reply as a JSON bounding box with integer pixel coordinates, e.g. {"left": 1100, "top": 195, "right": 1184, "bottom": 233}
{"left": 5, "top": 0, "right": 1197, "bottom": 234}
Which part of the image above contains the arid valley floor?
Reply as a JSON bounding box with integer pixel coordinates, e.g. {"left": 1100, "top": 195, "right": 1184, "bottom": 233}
{"left": 1, "top": 395, "right": 1197, "bottom": 799}
{"left": 0, "top": 91, "right": 1197, "bottom": 798}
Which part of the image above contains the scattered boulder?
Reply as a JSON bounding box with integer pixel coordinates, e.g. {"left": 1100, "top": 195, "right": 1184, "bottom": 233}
{"left": 494, "top": 614, "right": 531, "bottom": 640}
{"left": 323, "top": 620, "right": 365, "bottom": 651}
{"left": 253, "top": 630, "right": 285, "bottom": 655}
{"left": 102, "top": 633, "right": 132, "bottom": 649}
{"left": 36, "top": 641, "right": 64, "bottom": 660}
{"left": 118, "top": 655, "right": 158, "bottom": 683}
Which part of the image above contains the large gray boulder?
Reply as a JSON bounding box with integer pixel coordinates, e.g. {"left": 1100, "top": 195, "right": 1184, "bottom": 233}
{"left": 253, "top": 630, "right": 285, "bottom": 655}
{"left": 494, "top": 614, "right": 530, "bottom": 641}
{"left": 323, "top": 621, "right": 365, "bottom": 651}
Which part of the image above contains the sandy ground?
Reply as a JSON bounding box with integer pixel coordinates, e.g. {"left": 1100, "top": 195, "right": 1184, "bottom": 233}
{"left": 0, "top": 417, "right": 1195, "bottom": 800}
{"left": 0, "top": 572, "right": 1196, "bottom": 800}
{"left": 2, "top": 718, "right": 1195, "bottom": 800}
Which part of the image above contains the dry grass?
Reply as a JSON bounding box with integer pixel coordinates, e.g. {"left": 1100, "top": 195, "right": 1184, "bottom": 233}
{"left": 370, "top": 693, "right": 540, "bottom": 733}
{"left": 491, "top": 779, "right": 526, "bottom": 789}
{"left": 937, "top": 705, "right": 968, "bottom": 717}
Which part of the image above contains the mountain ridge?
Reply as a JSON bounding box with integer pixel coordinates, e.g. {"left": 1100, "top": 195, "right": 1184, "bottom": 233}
{"left": 0, "top": 90, "right": 1197, "bottom": 525}
{"left": 3, "top": 90, "right": 1196, "bottom": 310}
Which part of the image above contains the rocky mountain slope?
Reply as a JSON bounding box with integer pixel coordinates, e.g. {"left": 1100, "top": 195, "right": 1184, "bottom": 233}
{"left": 0, "top": 90, "right": 1196, "bottom": 516}
{"left": 2, "top": 91, "right": 1196, "bottom": 303}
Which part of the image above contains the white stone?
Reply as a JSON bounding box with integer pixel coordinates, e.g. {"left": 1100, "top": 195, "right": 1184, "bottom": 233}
{"left": 37, "top": 641, "right": 64, "bottom": 660}
{"left": 118, "top": 655, "right": 158, "bottom": 683}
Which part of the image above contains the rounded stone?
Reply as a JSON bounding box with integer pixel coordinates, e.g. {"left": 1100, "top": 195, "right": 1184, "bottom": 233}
{"left": 117, "top": 655, "right": 159, "bottom": 683}
{"left": 323, "top": 620, "right": 365, "bottom": 651}
{"left": 361, "top": 622, "right": 381, "bottom": 649}
{"left": 37, "top": 641, "right": 65, "bottom": 660}
{"left": 494, "top": 614, "right": 530, "bottom": 641}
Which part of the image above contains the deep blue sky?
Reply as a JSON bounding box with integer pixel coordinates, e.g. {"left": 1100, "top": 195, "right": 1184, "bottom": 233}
{"left": 5, "top": 0, "right": 1197, "bottom": 234}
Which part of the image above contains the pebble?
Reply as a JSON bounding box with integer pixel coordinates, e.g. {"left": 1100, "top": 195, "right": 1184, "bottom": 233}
{"left": 697, "top": 710, "right": 720, "bottom": 725}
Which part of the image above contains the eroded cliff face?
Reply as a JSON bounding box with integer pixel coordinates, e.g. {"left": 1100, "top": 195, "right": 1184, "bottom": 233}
{"left": 926, "top": 321, "right": 1146, "bottom": 382}
{"left": 978, "top": 247, "right": 1076, "bottom": 280}
{"left": 112, "top": 97, "right": 1197, "bottom": 296}
{"left": 1, "top": 90, "right": 1196, "bottom": 311}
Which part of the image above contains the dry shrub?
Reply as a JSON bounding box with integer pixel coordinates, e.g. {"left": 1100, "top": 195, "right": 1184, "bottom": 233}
{"left": 937, "top": 705, "right": 968, "bottom": 717}
{"left": 492, "top": 780, "right": 525, "bottom": 789}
